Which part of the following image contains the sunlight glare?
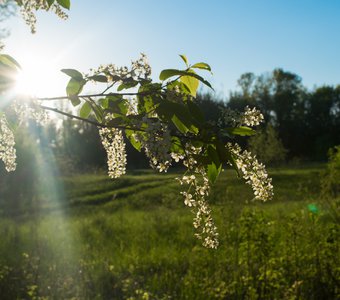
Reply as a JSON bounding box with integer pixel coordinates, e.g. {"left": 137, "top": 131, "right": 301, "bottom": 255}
{"left": 14, "top": 55, "right": 64, "bottom": 98}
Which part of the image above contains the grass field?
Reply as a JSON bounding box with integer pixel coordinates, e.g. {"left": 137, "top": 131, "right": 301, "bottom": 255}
{"left": 0, "top": 165, "right": 339, "bottom": 299}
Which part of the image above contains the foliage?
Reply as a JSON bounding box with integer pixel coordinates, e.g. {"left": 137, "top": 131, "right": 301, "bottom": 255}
{"left": 321, "top": 146, "right": 340, "bottom": 198}
{"left": 320, "top": 146, "right": 340, "bottom": 222}
{"left": 248, "top": 123, "right": 287, "bottom": 165}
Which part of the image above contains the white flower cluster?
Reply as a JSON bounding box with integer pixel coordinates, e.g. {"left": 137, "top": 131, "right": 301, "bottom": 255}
{"left": 17, "top": 0, "right": 68, "bottom": 33}
{"left": 228, "top": 143, "right": 273, "bottom": 201}
{"left": 134, "top": 117, "right": 172, "bottom": 172}
{"left": 0, "top": 114, "right": 16, "bottom": 172}
{"left": 99, "top": 121, "right": 127, "bottom": 179}
{"left": 240, "top": 106, "right": 264, "bottom": 127}
{"left": 12, "top": 99, "right": 49, "bottom": 126}
{"left": 130, "top": 53, "right": 152, "bottom": 80}
{"left": 89, "top": 53, "right": 151, "bottom": 83}
{"left": 177, "top": 145, "right": 219, "bottom": 249}
{"left": 220, "top": 106, "right": 264, "bottom": 127}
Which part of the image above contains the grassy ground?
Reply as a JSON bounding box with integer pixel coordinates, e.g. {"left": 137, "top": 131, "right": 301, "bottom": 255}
{"left": 0, "top": 165, "right": 339, "bottom": 299}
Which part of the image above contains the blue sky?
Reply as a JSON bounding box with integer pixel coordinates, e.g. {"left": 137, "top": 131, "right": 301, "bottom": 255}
{"left": 3, "top": 0, "right": 340, "bottom": 97}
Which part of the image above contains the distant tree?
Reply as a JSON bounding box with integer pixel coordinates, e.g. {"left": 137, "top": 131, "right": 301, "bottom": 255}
{"left": 248, "top": 123, "right": 287, "bottom": 166}
{"left": 228, "top": 69, "right": 309, "bottom": 159}
{"left": 305, "top": 86, "right": 340, "bottom": 160}
{"left": 270, "top": 69, "right": 307, "bottom": 158}
{"left": 237, "top": 72, "right": 255, "bottom": 98}
{"left": 252, "top": 73, "right": 273, "bottom": 121}
{"left": 228, "top": 73, "right": 256, "bottom": 112}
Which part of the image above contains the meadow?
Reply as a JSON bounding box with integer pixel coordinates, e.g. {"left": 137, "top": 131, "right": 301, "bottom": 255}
{"left": 0, "top": 165, "right": 339, "bottom": 299}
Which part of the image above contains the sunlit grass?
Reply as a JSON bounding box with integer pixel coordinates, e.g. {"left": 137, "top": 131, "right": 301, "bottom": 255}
{"left": 0, "top": 165, "right": 338, "bottom": 299}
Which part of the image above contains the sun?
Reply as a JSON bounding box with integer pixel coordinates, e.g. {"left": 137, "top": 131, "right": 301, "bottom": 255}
{"left": 13, "top": 54, "right": 65, "bottom": 98}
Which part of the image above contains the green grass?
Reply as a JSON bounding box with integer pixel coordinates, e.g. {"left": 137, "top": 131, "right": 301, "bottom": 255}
{"left": 0, "top": 166, "right": 339, "bottom": 299}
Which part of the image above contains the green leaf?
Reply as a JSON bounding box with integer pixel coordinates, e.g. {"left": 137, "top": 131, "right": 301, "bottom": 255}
{"left": 105, "top": 95, "right": 122, "bottom": 105}
{"left": 66, "top": 78, "right": 85, "bottom": 104}
{"left": 88, "top": 75, "right": 108, "bottom": 82}
{"left": 57, "top": 0, "right": 70, "bottom": 9}
{"left": 187, "top": 101, "right": 205, "bottom": 123}
{"left": 0, "top": 54, "right": 20, "bottom": 93}
{"left": 160, "top": 69, "right": 213, "bottom": 90}
{"left": 0, "top": 54, "right": 21, "bottom": 69}
{"left": 156, "top": 100, "right": 198, "bottom": 133}
{"left": 137, "top": 95, "right": 156, "bottom": 114}
{"left": 117, "top": 81, "right": 138, "bottom": 91}
{"left": 167, "top": 81, "right": 191, "bottom": 96}
{"left": 61, "top": 69, "right": 83, "bottom": 80}
{"left": 170, "top": 136, "right": 184, "bottom": 154}
{"left": 115, "top": 99, "right": 128, "bottom": 116}
{"left": 191, "top": 62, "right": 212, "bottom": 72}
{"left": 69, "top": 95, "right": 81, "bottom": 107}
{"left": 125, "top": 129, "right": 142, "bottom": 151}
{"left": 192, "top": 153, "right": 210, "bottom": 165}
{"left": 179, "top": 54, "right": 189, "bottom": 67}
{"left": 103, "top": 95, "right": 128, "bottom": 116}
{"left": 98, "top": 98, "right": 109, "bottom": 109}
{"left": 181, "top": 74, "right": 199, "bottom": 97}
{"left": 79, "top": 101, "right": 91, "bottom": 118}
{"left": 107, "top": 117, "right": 124, "bottom": 127}
{"left": 172, "top": 114, "right": 189, "bottom": 133}
{"left": 225, "top": 126, "right": 256, "bottom": 136}
{"left": 207, "top": 145, "right": 221, "bottom": 167}
{"left": 207, "top": 161, "right": 221, "bottom": 184}
{"left": 90, "top": 102, "right": 103, "bottom": 123}
{"left": 159, "top": 69, "right": 183, "bottom": 81}
{"left": 215, "top": 141, "right": 229, "bottom": 164}
{"left": 185, "top": 71, "right": 213, "bottom": 90}
{"left": 92, "top": 106, "right": 103, "bottom": 123}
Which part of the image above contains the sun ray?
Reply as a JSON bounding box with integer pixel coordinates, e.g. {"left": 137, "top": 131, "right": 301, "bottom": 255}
{"left": 13, "top": 56, "right": 65, "bottom": 98}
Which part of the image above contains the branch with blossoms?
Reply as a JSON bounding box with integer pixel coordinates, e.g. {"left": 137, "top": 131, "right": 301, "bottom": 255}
{"left": 0, "top": 0, "right": 273, "bottom": 249}
{"left": 0, "top": 52, "right": 273, "bottom": 248}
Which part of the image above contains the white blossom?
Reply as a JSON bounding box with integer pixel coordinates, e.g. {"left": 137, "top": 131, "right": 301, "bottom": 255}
{"left": 134, "top": 117, "right": 172, "bottom": 172}
{"left": 89, "top": 53, "right": 151, "bottom": 83}
{"left": 0, "top": 114, "right": 16, "bottom": 172}
{"left": 18, "top": 0, "right": 68, "bottom": 33}
{"left": 12, "top": 99, "right": 49, "bottom": 126}
{"left": 99, "top": 121, "right": 127, "bottom": 179}
{"left": 177, "top": 145, "right": 219, "bottom": 249}
{"left": 220, "top": 106, "right": 264, "bottom": 127}
{"left": 240, "top": 106, "right": 264, "bottom": 127}
{"left": 228, "top": 143, "right": 273, "bottom": 201}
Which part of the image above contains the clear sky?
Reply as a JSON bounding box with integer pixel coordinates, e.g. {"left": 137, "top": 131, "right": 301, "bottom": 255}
{"left": 3, "top": 0, "right": 340, "bottom": 98}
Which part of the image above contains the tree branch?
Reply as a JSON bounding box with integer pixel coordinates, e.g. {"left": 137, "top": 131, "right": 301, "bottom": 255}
{"left": 37, "top": 90, "right": 160, "bottom": 101}
{"left": 40, "top": 105, "right": 144, "bottom": 132}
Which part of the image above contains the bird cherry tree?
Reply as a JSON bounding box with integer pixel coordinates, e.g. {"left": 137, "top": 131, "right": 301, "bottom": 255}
{"left": 0, "top": 0, "right": 273, "bottom": 248}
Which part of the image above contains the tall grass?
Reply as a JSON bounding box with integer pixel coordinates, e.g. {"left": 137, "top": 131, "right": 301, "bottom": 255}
{"left": 0, "top": 166, "right": 339, "bottom": 299}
